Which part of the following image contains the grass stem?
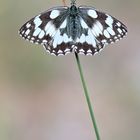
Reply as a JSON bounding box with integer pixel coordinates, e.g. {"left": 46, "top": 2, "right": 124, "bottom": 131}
{"left": 75, "top": 52, "right": 101, "bottom": 140}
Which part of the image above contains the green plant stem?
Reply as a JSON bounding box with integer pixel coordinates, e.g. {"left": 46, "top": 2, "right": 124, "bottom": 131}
{"left": 75, "top": 52, "right": 100, "bottom": 140}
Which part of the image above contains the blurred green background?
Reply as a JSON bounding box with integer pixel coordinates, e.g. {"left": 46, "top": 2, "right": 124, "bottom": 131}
{"left": 0, "top": 0, "right": 140, "bottom": 140}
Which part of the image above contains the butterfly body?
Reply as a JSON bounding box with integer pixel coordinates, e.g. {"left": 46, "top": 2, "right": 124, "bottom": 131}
{"left": 19, "top": 3, "right": 127, "bottom": 56}
{"left": 67, "top": 5, "right": 80, "bottom": 40}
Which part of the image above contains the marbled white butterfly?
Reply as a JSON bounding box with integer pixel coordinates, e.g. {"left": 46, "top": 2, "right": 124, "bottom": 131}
{"left": 19, "top": 0, "right": 127, "bottom": 56}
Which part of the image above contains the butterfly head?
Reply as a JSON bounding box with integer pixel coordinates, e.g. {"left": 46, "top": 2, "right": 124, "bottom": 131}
{"left": 70, "top": 5, "right": 78, "bottom": 16}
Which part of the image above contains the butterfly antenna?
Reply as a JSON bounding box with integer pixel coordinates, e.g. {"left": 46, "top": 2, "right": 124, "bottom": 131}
{"left": 71, "top": 0, "right": 76, "bottom": 5}
{"left": 62, "top": 0, "right": 66, "bottom": 6}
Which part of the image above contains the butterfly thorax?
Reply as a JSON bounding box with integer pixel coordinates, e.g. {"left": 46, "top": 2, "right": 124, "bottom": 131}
{"left": 69, "top": 5, "right": 78, "bottom": 16}
{"left": 67, "top": 5, "right": 81, "bottom": 41}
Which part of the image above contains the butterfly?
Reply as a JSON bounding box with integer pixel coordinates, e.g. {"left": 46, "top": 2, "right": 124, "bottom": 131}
{"left": 19, "top": 0, "right": 127, "bottom": 56}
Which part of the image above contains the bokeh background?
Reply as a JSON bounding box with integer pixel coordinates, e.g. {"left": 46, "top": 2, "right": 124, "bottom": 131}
{"left": 0, "top": 0, "right": 140, "bottom": 140}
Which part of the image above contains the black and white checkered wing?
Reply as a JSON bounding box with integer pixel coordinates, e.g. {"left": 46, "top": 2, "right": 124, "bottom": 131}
{"left": 19, "top": 6, "right": 74, "bottom": 55}
{"left": 75, "top": 6, "right": 127, "bottom": 55}
{"left": 19, "top": 5, "right": 127, "bottom": 56}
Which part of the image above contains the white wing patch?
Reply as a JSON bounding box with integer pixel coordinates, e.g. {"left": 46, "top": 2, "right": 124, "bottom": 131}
{"left": 87, "top": 30, "right": 96, "bottom": 47}
{"left": 106, "top": 27, "right": 115, "bottom": 36}
{"left": 52, "top": 30, "right": 63, "bottom": 48}
{"left": 105, "top": 15, "right": 113, "bottom": 27}
{"left": 33, "top": 28, "right": 41, "bottom": 36}
{"left": 45, "top": 21, "right": 57, "bottom": 37}
{"left": 92, "top": 21, "right": 103, "bottom": 36}
{"left": 60, "top": 19, "right": 67, "bottom": 28}
{"left": 52, "top": 30, "right": 72, "bottom": 48}
{"left": 80, "top": 18, "right": 88, "bottom": 28}
{"left": 38, "top": 30, "right": 45, "bottom": 39}
{"left": 50, "top": 10, "right": 60, "bottom": 19}
{"left": 88, "top": 10, "right": 98, "bottom": 18}
{"left": 34, "top": 15, "right": 42, "bottom": 29}
{"left": 103, "top": 30, "right": 110, "bottom": 38}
